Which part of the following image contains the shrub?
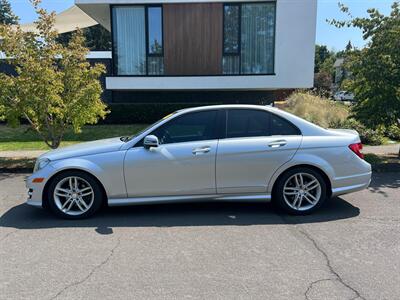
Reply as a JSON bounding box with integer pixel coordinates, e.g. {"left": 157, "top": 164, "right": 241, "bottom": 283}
{"left": 102, "top": 103, "right": 221, "bottom": 124}
{"left": 337, "top": 119, "right": 386, "bottom": 146}
{"left": 283, "top": 91, "right": 349, "bottom": 128}
{"left": 282, "top": 91, "right": 389, "bottom": 145}
{"left": 384, "top": 124, "right": 400, "bottom": 141}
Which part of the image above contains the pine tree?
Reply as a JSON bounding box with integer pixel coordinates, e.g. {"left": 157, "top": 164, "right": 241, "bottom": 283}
{"left": 0, "top": 0, "right": 18, "bottom": 25}
{"left": 345, "top": 40, "right": 353, "bottom": 52}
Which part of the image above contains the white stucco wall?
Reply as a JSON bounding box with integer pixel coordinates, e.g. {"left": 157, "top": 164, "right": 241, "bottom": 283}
{"left": 77, "top": 0, "right": 317, "bottom": 91}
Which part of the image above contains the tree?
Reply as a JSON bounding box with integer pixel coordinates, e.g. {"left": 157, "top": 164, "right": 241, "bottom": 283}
{"left": 0, "top": 0, "right": 18, "bottom": 25}
{"left": 345, "top": 40, "right": 353, "bottom": 51}
{"left": 314, "top": 44, "right": 334, "bottom": 73}
{"left": 329, "top": 2, "right": 400, "bottom": 129}
{"left": 314, "top": 71, "right": 332, "bottom": 95}
{"left": 0, "top": 0, "right": 108, "bottom": 149}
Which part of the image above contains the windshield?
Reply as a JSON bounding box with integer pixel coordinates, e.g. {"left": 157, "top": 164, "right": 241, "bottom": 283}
{"left": 125, "top": 112, "right": 177, "bottom": 142}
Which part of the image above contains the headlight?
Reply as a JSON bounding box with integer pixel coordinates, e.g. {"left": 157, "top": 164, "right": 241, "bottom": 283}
{"left": 34, "top": 158, "right": 50, "bottom": 173}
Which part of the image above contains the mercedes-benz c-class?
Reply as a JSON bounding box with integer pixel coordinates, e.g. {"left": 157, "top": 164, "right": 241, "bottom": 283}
{"left": 26, "top": 105, "right": 371, "bottom": 219}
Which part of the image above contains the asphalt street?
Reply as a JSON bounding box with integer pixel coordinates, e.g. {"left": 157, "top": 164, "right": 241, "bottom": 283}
{"left": 0, "top": 172, "right": 399, "bottom": 300}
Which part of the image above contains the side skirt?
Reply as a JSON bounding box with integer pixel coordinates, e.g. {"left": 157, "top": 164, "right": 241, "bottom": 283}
{"left": 108, "top": 194, "right": 272, "bottom": 207}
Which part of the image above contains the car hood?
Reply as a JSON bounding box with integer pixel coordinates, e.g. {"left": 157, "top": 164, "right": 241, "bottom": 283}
{"left": 39, "top": 137, "right": 125, "bottom": 161}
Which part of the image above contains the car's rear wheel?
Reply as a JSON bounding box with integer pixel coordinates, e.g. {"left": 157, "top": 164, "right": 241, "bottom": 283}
{"left": 274, "top": 167, "right": 327, "bottom": 215}
{"left": 47, "top": 171, "right": 103, "bottom": 219}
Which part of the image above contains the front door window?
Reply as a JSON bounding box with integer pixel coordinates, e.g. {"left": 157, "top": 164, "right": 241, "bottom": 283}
{"left": 151, "top": 110, "right": 218, "bottom": 144}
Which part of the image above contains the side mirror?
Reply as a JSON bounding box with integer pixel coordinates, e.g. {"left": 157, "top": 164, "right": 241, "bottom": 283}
{"left": 143, "top": 135, "right": 159, "bottom": 149}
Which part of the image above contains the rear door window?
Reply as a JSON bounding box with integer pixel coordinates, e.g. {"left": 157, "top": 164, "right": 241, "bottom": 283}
{"left": 226, "top": 109, "right": 270, "bottom": 138}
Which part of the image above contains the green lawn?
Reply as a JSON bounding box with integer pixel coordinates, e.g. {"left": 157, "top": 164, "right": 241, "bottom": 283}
{"left": 0, "top": 124, "right": 148, "bottom": 151}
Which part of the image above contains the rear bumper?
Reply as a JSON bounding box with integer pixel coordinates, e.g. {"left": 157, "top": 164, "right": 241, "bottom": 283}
{"left": 331, "top": 171, "right": 372, "bottom": 197}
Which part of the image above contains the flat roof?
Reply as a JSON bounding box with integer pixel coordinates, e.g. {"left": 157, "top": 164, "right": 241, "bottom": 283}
{"left": 20, "top": 5, "right": 98, "bottom": 34}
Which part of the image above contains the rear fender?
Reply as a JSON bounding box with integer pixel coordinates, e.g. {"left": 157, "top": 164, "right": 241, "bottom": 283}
{"left": 267, "top": 152, "right": 335, "bottom": 194}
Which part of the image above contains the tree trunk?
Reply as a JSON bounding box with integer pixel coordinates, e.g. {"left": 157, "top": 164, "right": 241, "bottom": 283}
{"left": 49, "top": 138, "right": 61, "bottom": 149}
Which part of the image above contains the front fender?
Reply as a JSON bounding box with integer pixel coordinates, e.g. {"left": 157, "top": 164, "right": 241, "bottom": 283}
{"left": 50, "top": 158, "right": 104, "bottom": 178}
{"left": 47, "top": 152, "right": 126, "bottom": 199}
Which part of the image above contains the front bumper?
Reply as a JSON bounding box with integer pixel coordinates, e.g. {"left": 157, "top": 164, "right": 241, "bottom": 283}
{"left": 25, "top": 172, "right": 48, "bottom": 208}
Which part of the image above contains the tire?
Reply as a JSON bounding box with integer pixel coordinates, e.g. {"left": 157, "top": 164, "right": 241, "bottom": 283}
{"left": 273, "top": 167, "right": 328, "bottom": 215}
{"left": 47, "top": 170, "right": 104, "bottom": 219}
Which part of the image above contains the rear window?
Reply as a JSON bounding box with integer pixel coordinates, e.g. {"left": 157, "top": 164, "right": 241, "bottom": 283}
{"left": 270, "top": 113, "right": 301, "bottom": 136}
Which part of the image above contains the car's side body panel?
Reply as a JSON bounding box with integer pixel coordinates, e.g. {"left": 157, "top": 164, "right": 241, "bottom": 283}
{"left": 108, "top": 193, "right": 271, "bottom": 207}
{"left": 216, "top": 136, "right": 302, "bottom": 193}
{"left": 50, "top": 152, "right": 127, "bottom": 199}
{"left": 266, "top": 137, "right": 372, "bottom": 196}
{"left": 26, "top": 151, "right": 127, "bottom": 207}
{"left": 124, "top": 140, "right": 218, "bottom": 197}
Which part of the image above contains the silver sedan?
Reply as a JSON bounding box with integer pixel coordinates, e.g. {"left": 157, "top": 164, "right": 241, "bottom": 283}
{"left": 26, "top": 105, "right": 371, "bottom": 219}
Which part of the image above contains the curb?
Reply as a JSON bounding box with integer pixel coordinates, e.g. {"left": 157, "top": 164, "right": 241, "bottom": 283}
{"left": 0, "top": 168, "right": 33, "bottom": 174}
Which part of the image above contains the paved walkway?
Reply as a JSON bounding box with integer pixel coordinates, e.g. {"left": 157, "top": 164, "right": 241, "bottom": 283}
{"left": 363, "top": 144, "right": 399, "bottom": 156}
{"left": 0, "top": 150, "right": 47, "bottom": 159}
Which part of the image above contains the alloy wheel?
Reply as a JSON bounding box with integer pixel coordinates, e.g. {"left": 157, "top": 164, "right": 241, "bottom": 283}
{"left": 53, "top": 176, "right": 95, "bottom": 216}
{"left": 283, "top": 172, "right": 322, "bottom": 211}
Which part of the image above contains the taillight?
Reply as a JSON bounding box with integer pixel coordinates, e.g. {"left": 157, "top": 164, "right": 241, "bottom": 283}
{"left": 349, "top": 142, "right": 364, "bottom": 159}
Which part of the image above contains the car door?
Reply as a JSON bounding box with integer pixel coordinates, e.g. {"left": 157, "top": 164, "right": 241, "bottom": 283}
{"left": 124, "top": 110, "right": 219, "bottom": 197}
{"left": 216, "top": 109, "right": 302, "bottom": 194}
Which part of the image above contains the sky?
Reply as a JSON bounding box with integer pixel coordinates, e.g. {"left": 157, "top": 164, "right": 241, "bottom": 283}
{"left": 8, "top": 0, "right": 396, "bottom": 52}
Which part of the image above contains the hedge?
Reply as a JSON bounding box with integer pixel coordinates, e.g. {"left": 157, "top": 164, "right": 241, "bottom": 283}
{"left": 101, "top": 103, "right": 222, "bottom": 124}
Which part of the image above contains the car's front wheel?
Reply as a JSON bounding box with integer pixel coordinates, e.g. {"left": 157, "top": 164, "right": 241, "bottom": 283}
{"left": 274, "top": 167, "right": 327, "bottom": 215}
{"left": 47, "top": 171, "right": 104, "bottom": 219}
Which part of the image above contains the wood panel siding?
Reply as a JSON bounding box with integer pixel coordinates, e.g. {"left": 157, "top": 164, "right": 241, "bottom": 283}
{"left": 163, "top": 3, "right": 223, "bottom": 75}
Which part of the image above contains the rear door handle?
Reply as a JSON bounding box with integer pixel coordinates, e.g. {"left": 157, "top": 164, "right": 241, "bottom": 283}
{"left": 192, "top": 146, "right": 211, "bottom": 155}
{"left": 268, "top": 140, "right": 287, "bottom": 148}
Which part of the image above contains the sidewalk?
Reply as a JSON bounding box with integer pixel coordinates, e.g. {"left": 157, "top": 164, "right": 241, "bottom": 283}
{"left": 363, "top": 144, "right": 399, "bottom": 156}
{"left": 0, "top": 150, "right": 47, "bottom": 159}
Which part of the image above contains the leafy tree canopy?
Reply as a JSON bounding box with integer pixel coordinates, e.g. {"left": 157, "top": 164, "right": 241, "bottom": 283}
{"left": 0, "top": 0, "right": 18, "bottom": 25}
{"left": 329, "top": 2, "right": 400, "bottom": 128}
{"left": 314, "top": 44, "right": 334, "bottom": 74}
{"left": 0, "top": 0, "right": 108, "bottom": 149}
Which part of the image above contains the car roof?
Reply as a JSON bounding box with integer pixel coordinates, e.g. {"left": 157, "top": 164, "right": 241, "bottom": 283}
{"left": 178, "top": 104, "right": 277, "bottom": 113}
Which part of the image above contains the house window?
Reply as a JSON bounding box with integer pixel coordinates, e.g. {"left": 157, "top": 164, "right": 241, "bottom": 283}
{"left": 223, "top": 5, "right": 240, "bottom": 74}
{"left": 223, "top": 2, "right": 276, "bottom": 75}
{"left": 112, "top": 5, "right": 164, "bottom": 75}
{"left": 147, "top": 6, "right": 164, "bottom": 75}
{"left": 113, "top": 7, "right": 146, "bottom": 75}
{"left": 148, "top": 7, "right": 163, "bottom": 55}
{"left": 223, "top": 5, "right": 240, "bottom": 54}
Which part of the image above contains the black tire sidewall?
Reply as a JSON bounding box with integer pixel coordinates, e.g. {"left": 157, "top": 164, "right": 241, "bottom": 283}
{"left": 47, "top": 170, "right": 103, "bottom": 219}
{"left": 273, "top": 167, "right": 327, "bottom": 215}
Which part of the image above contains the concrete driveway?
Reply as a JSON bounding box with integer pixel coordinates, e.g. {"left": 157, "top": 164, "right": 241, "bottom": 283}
{"left": 0, "top": 172, "right": 399, "bottom": 300}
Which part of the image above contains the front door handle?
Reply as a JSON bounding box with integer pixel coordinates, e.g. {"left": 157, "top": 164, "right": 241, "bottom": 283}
{"left": 268, "top": 140, "right": 287, "bottom": 148}
{"left": 192, "top": 146, "right": 211, "bottom": 155}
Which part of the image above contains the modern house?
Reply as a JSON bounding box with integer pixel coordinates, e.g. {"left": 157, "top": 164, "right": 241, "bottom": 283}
{"left": 75, "top": 0, "right": 317, "bottom": 104}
